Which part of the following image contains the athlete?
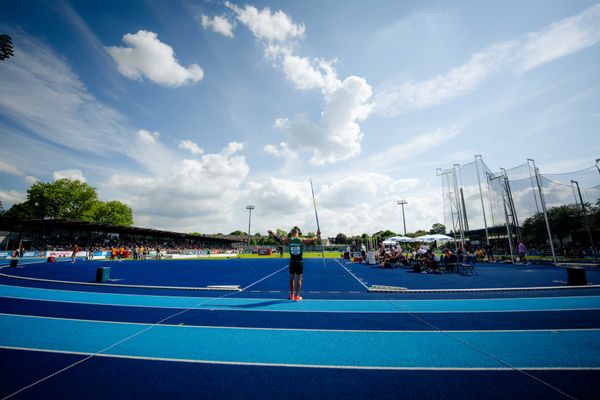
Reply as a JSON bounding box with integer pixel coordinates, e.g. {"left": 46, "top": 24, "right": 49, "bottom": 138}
{"left": 71, "top": 243, "right": 79, "bottom": 263}
{"left": 268, "top": 228, "right": 320, "bottom": 301}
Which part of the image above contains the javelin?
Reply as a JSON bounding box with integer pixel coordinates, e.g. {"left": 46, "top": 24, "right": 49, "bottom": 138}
{"left": 310, "top": 179, "right": 326, "bottom": 266}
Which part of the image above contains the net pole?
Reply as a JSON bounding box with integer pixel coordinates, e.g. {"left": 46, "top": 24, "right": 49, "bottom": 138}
{"left": 572, "top": 180, "right": 596, "bottom": 259}
{"left": 530, "top": 159, "right": 557, "bottom": 264}
{"left": 475, "top": 155, "right": 490, "bottom": 244}
{"left": 310, "top": 179, "right": 326, "bottom": 266}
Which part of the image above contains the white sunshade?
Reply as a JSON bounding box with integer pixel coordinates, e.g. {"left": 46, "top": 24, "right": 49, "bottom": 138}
{"left": 387, "top": 236, "right": 415, "bottom": 243}
{"left": 414, "top": 234, "right": 455, "bottom": 243}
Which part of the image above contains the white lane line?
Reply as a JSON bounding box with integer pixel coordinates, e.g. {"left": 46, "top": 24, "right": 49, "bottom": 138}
{"left": 1, "top": 346, "right": 599, "bottom": 371}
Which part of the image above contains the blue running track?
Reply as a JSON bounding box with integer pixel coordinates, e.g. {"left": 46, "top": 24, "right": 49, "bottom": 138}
{"left": 0, "top": 258, "right": 599, "bottom": 399}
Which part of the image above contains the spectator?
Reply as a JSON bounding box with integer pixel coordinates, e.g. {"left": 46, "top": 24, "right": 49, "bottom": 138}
{"left": 517, "top": 241, "right": 528, "bottom": 264}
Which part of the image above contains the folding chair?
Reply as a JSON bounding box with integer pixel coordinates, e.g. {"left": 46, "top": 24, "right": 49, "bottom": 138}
{"left": 460, "top": 256, "right": 477, "bottom": 276}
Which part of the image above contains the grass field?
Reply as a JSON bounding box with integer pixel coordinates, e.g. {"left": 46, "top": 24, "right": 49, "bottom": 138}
{"left": 239, "top": 251, "right": 341, "bottom": 259}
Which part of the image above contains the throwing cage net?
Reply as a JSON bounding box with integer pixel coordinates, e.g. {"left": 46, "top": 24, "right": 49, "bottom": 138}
{"left": 439, "top": 157, "right": 600, "bottom": 262}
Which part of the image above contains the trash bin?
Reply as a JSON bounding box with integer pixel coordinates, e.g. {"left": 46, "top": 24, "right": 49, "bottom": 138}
{"left": 567, "top": 266, "right": 587, "bottom": 286}
{"left": 95, "top": 267, "right": 110, "bottom": 283}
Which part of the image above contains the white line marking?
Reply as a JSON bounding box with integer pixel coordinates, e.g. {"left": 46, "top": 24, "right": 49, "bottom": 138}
{"left": 1, "top": 346, "right": 599, "bottom": 371}
{"left": 0, "top": 265, "right": 289, "bottom": 400}
{"left": 2, "top": 313, "right": 600, "bottom": 333}
{"left": 0, "top": 271, "right": 241, "bottom": 291}
{"left": 1, "top": 283, "right": 599, "bottom": 304}
{"left": 335, "top": 259, "right": 369, "bottom": 291}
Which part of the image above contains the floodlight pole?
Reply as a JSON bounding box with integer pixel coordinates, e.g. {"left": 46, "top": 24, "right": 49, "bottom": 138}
{"left": 528, "top": 159, "right": 556, "bottom": 264}
{"left": 397, "top": 200, "right": 407, "bottom": 236}
{"left": 246, "top": 205, "right": 255, "bottom": 236}
{"left": 475, "top": 155, "right": 490, "bottom": 244}
{"left": 571, "top": 180, "right": 596, "bottom": 259}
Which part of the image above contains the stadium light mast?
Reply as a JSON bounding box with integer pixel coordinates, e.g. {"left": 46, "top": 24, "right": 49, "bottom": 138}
{"left": 245, "top": 205, "right": 255, "bottom": 236}
{"left": 397, "top": 200, "right": 407, "bottom": 236}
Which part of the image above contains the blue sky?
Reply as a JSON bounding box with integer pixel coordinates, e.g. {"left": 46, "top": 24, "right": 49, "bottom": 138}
{"left": 1, "top": 0, "right": 599, "bottom": 236}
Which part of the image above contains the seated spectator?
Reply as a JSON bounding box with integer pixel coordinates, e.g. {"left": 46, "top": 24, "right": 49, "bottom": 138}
{"left": 424, "top": 250, "right": 438, "bottom": 272}
{"left": 381, "top": 245, "right": 400, "bottom": 268}
{"left": 444, "top": 250, "right": 458, "bottom": 272}
{"left": 377, "top": 243, "right": 387, "bottom": 264}
{"left": 475, "top": 247, "right": 485, "bottom": 262}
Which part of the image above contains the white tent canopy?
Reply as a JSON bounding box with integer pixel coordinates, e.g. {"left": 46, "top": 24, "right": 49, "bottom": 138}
{"left": 414, "top": 234, "right": 455, "bottom": 243}
{"left": 386, "top": 236, "right": 415, "bottom": 243}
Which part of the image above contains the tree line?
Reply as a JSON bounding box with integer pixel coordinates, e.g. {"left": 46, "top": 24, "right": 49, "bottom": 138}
{"left": 0, "top": 179, "right": 133, "bottom": 226}
{"left": 229, "top": 223, "right": 447, "bottom": 246}
{"left": 521, "top": 200, "right": 600, "bottom": 248}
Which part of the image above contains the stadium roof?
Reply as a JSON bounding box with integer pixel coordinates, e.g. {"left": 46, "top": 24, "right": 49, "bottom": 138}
{"left": 0, "top": 218, "right": 245, "bottom": 244}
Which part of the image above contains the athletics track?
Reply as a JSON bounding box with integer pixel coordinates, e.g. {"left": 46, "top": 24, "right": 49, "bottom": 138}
{"left": 0, "top": 258, "right": 599, "bottom": 399}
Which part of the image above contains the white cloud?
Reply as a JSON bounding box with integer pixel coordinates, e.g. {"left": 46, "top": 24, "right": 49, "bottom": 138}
{"left": 106, "top": 30, "right": 204, "bottom": 87}
{"left": 217, "top": 4, "right": 372, "bottom": 164}
{"left": 245, "top": 178, "right": 311, "bottom": 215}
{"left": 0, "top": 32, "right": 131, "bottom": 153}
{"left": 281, "top": 54, "right": 338, "bottom": 91}
{"left": 179, "top": 139, "right": 204, "bottom": 155}
{"left": 225, "top": 2, "right": 305, "bottom": 43}
{"left": 137, "top": 129, "right": 160, "bottom": 143}
{"left": 200, "top": 14, "right": 236, "bottom": 38}
{"left": 263, "top": 142, "right": 298, "bottom": 159}
{"left": 0, "top": 190, "right": 26, "bottom": 207}
{"left": 128, "top": 130, "right": 179, "bottom": 175}
{"left": 24, "top": 176, "right": 38, "bottom": 185}
{"left": 515, "top": 4, "right": 600, "bottom": 72}
{"left": 53, "top": 169, "right": 87, "bottom": 182}
{"left": 220, "top": 141, "right": 244, "bottom": 157}
{"left": 0, "top": 160, "right": 23, "bottom": 176}
{"left": 274, "top": 75, "right": 372, "bottom": 164}
{"left": 373, "top": 41, "right": 514, "bottom": 116}
{"left": 374, "top": 3, "right": 600, "bottom": 116}
{"left": 108, "top": 142, "right": 249, "bottom": 222}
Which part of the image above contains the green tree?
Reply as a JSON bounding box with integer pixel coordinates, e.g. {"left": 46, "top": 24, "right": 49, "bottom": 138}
{"left": 24, "top": 179, "right": 97, "bottom": 219}
{"left": 379, "top": 230, "right": 397, "bottom": 239}
{"left": 522, "top": 204, "right": 585, "bottom": 247}
{"left": 522, "top": 212, "right": 547, "bottom": 246}
{"left": 590, "top": 199, "right": 600, "bottom": 232}
{"left": 549, "top": 204, "right": 584, "bottom": 247}
{"left": 4, "top": 179, "right": 133, "bottom": 226}
{"left": 229, "top": 230, "right": 247, "bottom": 236}
{"left": 83, "top": 200, "right": 133, "bottom": 226}
{"left": 334, "top": 233, "right": 348, "bottom": 244}
{"left": 4, "top": 202, "right": 34, "bottom": 219}
{"left": 429, "top": 223, "right": 446, "bottom": 235}
{"left": 413, "top": 229, "right": 429, "bottom": 237}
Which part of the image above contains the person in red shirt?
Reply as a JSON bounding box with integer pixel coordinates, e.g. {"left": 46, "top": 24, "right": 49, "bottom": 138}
{"left": 71, "top": 244, "right": 79, "bottom": 263}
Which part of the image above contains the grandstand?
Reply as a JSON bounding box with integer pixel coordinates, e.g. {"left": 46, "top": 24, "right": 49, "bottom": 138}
{"left": 0, "top": 218, "right": 245, "bottom": 259}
